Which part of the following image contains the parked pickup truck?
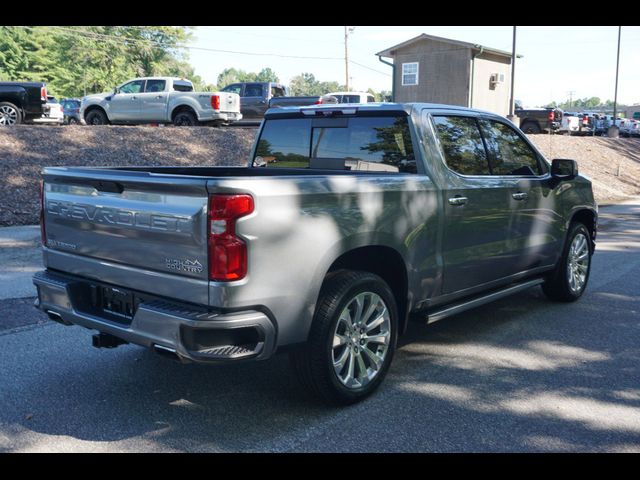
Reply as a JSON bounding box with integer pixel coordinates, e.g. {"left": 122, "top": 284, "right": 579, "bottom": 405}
{"left": 0, "top": 81, "right": 49, "bottom": 125}
{"left": 80, "top": 77, "right": 242, "bottom": 126}
{"left": 34, "top": 103, "right": 597, "bottom": 405}
{"left": 220, "top": 81, "right": 337, "bottom": 121}
{"left": 515, "top": 106, "right": 563, "bottom": 134}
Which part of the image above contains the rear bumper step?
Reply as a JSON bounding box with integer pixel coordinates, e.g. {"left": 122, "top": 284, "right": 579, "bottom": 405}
{"left": 33, "top": 270, "right": 276, "bottom": 364}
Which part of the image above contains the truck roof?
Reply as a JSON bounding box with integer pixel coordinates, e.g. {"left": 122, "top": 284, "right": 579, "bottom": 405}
{"left": 265, "top": 102, "right": 505, "bottom": 119}
{"left": 0, "top": 81, "right": 45, "bottom": 87}
{"left": 122, "top": 77, "right": 193, "bottom": 84}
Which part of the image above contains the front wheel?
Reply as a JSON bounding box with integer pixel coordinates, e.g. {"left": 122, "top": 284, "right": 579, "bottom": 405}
{"left": 542, "top": 222, "right": 593, "bottom": 302}
{"left": 290, "top": 270, "right": 398, "bottom": 405}
{"left": 85, "top": 109, "right": 108, "bottom": 125}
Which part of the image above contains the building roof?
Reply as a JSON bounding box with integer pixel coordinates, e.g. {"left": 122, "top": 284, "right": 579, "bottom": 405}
{"left": 376, "top": 33, "right": 523, "bottom": 59}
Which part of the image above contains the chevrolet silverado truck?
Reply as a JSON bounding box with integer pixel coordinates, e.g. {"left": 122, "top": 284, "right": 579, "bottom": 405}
{"left": 80, "top": 77, "right": 241, "bottom": 126}
{"left": 33, "top": 103, "right": 597, "bottom": 405}
{"left": 0, "top": 81, "right": 49, "bottom": 125}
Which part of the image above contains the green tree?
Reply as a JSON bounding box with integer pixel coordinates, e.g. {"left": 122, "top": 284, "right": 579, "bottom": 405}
{"left": 0, "top": 26, "right": 198, "bottom": 98}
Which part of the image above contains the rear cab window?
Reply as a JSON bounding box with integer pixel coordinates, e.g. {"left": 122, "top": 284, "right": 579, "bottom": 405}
{"left": 432, "top": 116, "right": 490, "bottom": 175}
{"left": 253, "top": 113, "right": 417, "bottom": 173}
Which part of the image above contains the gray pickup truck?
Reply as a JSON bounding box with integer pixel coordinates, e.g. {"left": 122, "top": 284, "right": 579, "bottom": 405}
{"left": 33, "top": 103, "right": 597, "bottom": 405}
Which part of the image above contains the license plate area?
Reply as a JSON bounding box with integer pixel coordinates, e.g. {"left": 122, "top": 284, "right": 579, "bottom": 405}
{"left": 99, "top": 286, "right": 136, "bottom": 322}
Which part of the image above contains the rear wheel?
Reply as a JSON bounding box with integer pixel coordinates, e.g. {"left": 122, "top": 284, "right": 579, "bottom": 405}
{"left": 68, "top": 117, "right": 79, "bottom": 125}
{"left": 290, "top": 270, "right": 398, "bottom": 405}
{"left": 542, "top": 222, "right": 592, "bottom": 302}
{"left": 85, "top": 109, "right": 108, "bottom": 125}
{"left": 0, "top": 102, "right": 22, "bottom": 125}
{"left": 521, "top": 122, "right": 541, "bottom": 134}
{"left": 173, "top": 110, "right": 199, "bottom": 126}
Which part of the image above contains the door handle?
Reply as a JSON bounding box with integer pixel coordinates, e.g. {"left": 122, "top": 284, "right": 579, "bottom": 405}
{"left": 448, "top": 196, "right": 468, "bottom": 206}
{"left": 156, "top": 95, "right": 164, "bottom": 99}
{"left": 512, "top": 192, "right": 528, "bottom": 201}
{"left": 131, "top": 96, "right": 137, "bottom": 100}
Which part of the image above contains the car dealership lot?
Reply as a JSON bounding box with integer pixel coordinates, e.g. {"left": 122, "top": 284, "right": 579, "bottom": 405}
{"left": 0, "top": 199, "right": 639, "bottom": 452}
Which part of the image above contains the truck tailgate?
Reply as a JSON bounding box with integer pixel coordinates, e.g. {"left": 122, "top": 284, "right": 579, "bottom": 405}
{"left": 42, "top": 168, "right": 210, "bottom": 287}
{"left": 215, "top": 91, "right": 240, "bottom": 113}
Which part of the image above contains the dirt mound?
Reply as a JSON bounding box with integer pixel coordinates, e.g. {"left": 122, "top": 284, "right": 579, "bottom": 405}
{"left": 527, "top": 134, "right": 640, "bottom": 204}
{"left": 1, "top": 125, "right": 639, "bottom": 226}
{"left": 0, "top": 125, "right": 255, "bottom": 226}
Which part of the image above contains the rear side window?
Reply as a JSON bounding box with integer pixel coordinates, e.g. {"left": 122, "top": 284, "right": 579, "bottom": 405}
{"left": 479, "top": 119, "right": 543, "bottom": 176}
{"left": 367, "top": 95, "right": 375, "bottom": 103}
{"left": 244, "top": 84, "right": 263, "bottom": 97}
{"left": 433, "top": 116, "right": 490, "bottom": 175}
{"left": 254, "top": 115, "right": 416, "bottom": 173}
{"left": 145, "top": 80, "right": 166, "bottom": 93}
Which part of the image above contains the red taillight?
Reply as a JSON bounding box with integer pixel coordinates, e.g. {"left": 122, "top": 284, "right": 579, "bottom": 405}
{"left": 39, "top": 181, "right": 47, "bottom": 247}
{"left": 548, "top": 111, "right": 555, "bottom": 122}
{"left": 40, "top": 86, "right": 47, "bottom": 101}
{"left": 211, "top": 94, "right": 221, "bottom": 110}
{"left": 208, "top": 194, "right": 254, "bottom": 281}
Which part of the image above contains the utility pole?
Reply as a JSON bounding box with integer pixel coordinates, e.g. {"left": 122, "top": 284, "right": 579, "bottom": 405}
{"left": 344, "top": 26, "right": 355, "bottom": 91}
{"left": 508, "top": 26, "right": 516, "bottom": 119}
{"left": 609, "top": 26, "right": 622, "bottom": 138}
{"left": 567, "top": 91, "right": 575, "bottom": 108}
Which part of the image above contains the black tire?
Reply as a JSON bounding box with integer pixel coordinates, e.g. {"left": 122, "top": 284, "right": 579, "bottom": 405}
{"left": 290, "top": 270, "right": 399, "bottom": 406}
{"left": 521, "top": 122, "right": 541, "bottom": 134}
{"left": 85, "top": 109, "right": 108, "bottom": 126}
{"left": 68, "top": 117, "right": 79, "bottom": 125}
{"left": 173, "top": 109, "right": 199, "bottom": 126}
{"left": 0, "top": 101, "right": 22, "bottom": 126}
{"left": 542, "top": 222, "right": 593, "bottom": 302}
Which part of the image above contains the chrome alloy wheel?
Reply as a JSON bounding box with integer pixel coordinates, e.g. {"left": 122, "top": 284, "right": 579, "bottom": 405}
{"left": 567, "top": 233, "right": 590, "bottom": 294}
{"left": 0, "top": 105, "right": 18, "bottom": 125}
{"left": 332, "top": 292, "right": 391, "bottom": 389}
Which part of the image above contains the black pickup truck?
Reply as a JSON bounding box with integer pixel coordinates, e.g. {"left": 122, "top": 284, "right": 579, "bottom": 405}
{"left": 515, "top": 106, "right": 563, "bottom": 134}
{"left": 0, "top": 81, "right": 49, "bottom": 125}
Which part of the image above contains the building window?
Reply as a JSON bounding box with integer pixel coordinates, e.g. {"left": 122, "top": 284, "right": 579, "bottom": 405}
{"left": 402, "top": 62, "right": 419, "bottom": 86}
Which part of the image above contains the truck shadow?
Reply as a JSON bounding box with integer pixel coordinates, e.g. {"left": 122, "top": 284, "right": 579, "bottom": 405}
{"left": 4, "top": 249, "right": 639, "bottom": 452}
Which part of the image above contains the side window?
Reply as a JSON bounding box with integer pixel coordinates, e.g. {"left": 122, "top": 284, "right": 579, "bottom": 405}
{"left": 145, "top": 80, "right": 166, "bottom": 93}
{"left": 222, "top": 84, "right": 241, "bottom": 95}
{"left": 479, "top": 119, "right": 544, "bottom": 176}
{"left": 402, "top": 63, "right": 419, "bottom": 86}
{"left": 367, "top": 95, "right": 375, "bottom": 103}
{"left": 433, "top": 116, "right": 490, "bottom": 175}
{"left": 119, "top": 80, "right": 144, "bottom": 94}
{"left": 271, "top": 86, "right": 285, "bottom": 98}
{"left": 244, "top": 84, "right": 263, "bottom": 97}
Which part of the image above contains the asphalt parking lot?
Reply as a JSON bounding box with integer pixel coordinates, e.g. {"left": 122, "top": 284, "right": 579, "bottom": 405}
{"left": 0, "top": 200, "right": 639, "bottom": 452}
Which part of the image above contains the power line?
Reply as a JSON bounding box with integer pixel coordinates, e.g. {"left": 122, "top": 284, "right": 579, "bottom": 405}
{"left": 197, "top": 26, "right": 344, "bottom": 46}
{"left": 349, "top": 60, "right": 391, "bottom": 77}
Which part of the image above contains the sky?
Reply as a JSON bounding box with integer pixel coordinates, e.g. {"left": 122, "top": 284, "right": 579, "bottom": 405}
{"left": 187, "top": 26, "right": 640, "bottom": 108}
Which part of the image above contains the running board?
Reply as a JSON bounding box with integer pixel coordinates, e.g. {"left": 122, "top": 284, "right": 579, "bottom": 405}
{"left": 425, "top": 278, "right": 545, "bottom": 324}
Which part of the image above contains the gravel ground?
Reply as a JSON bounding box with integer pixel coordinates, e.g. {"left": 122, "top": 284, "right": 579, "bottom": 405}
{"left": 1, "top": 125, "right": 639, "bottom": 226}
{"left": 527, "top": 134, "right": 640, "bottom": 205}
{"left": 0, "top": 125, "right": 254, "bottom": 226}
